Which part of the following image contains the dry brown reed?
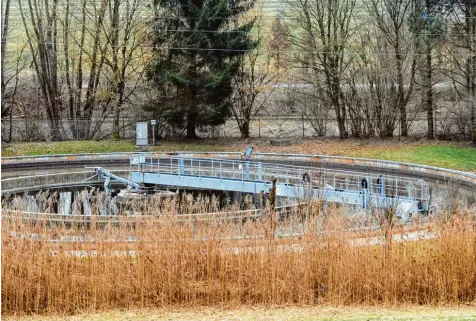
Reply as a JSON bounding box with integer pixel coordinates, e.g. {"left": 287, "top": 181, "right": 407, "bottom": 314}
{"left": 2, "top": 190, "right": 251, "bottom": 216}
{"left": 2, "top": 205, "right": 476, "bottom": 316}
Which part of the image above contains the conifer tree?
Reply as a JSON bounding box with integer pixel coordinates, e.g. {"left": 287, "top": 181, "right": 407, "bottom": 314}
{"left": 146, "top": 0, "right": 257, "bottom": 138}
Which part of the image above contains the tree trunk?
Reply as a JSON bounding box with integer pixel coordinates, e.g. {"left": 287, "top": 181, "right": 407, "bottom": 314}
{"left": 334, "top": 91, "right": 347, "bottom": 139}
{"left": 111, "top": 0, "right": 121, "bottom": 140}
{"left": 471, "top": 7, "right": 476, "bottom": 145}
{"left": 425, "top": 41, "right": 434, "bottom": 140}
{"left": 112, "top": 78, "right": 124, "bottom": 141}
{"left": 240, "top": 121, "right": 250, "bottom": 139}
{"left": 395, "top": 49, "right": 408, "bottom": 136}
{"left": 186, "top": 116, "right": 197, "bottom": 138}
{"left": 49, "top": 118, "right": 61, "bottom": 141}
{"left": 113, "top": 103, "right": 121, "bottom": 140}
{"left": 8, "top": 107, "right": 13, "bottom": 142}
{"left": 1, "top": 0, "right": 11, "bottom": 112}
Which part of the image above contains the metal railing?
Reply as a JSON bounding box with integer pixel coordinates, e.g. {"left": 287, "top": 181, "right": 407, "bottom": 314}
{"left": 3, "top": 151, "right": 474, "bottom": 188}
{"left": 132, "top": 156, "right": 430, "bottom": 202}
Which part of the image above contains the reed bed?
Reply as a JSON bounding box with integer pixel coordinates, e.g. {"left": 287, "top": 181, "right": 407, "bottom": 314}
{"left": 2, "top": 205, "right": 476, "bottom": 315}
{"left": 2, "top": 190, "right": 252, "bottom": 216}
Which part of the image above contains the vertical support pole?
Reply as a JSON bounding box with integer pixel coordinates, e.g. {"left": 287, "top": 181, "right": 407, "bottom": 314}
{"left": 361, "top": 178, "right": 368, "bottom": 209}
{"left": 394, "top": 178, "right": 398, "bottom": 197}
{"left": 377, "top": 175, "right": 384, "bottom": 208}
{"left": 152, "top": 124, "right": 156, "bottom": 146}
{"left": 420, "top": 179, "right": 424, "bottom": 200}
{"left": 258, "top": 162, "right": 262, "bottom": 181}
{"left": 179, "top": 156, "right": 184, "bottom": 175}
{"left": 362, "top": 188, "right": 368, "bottom": 209}
{"left": 407, "top": 183, "right": 413, "bottom": 199}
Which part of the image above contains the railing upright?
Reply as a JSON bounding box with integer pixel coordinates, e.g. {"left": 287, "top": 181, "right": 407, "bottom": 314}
{"left": 241, "top": 161, "right": 244, "bottom": 181}
{"left": 394, "top": 178, "right": 398, "bottom": 198}
{"left": 419, "top": 180, "right": 425, "bottom": 200}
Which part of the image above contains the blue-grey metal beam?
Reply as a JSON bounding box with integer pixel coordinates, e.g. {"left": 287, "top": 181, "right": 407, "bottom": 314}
{"left": 129, "top": 172, "right": 419, "bottom": 213}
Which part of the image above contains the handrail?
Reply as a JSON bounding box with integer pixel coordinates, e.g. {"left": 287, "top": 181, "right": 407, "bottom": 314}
{"left": 138, "top": 156, "right": 426, "bottom": 201}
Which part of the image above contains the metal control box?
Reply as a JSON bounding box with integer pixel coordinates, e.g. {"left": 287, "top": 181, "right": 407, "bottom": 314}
{"left": 136, "top": 122, "right": 148, "bottom": 146}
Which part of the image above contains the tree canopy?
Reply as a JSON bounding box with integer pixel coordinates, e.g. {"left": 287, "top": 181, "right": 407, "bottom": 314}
{"left": 146, "top": 0, "right": 257, "bottom": 138}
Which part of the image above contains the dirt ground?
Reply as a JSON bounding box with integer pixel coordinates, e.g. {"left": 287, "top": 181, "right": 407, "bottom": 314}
{"left": 4, "top": 306, "right": 476, "bottom": 321}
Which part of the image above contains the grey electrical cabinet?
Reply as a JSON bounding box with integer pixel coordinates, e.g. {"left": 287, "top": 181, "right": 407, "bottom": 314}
{"left": 136, "top": 122, "right": 148, "bottom": 146}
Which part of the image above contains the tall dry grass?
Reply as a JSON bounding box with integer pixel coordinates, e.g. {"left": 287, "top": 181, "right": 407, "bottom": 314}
{"left": 2, "top": 206, "right": 476, "bottom": 315}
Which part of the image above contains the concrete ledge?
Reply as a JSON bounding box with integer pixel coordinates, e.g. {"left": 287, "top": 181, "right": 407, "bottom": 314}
{"left": 2, "top": 152, "right": 475, "bottom": 189}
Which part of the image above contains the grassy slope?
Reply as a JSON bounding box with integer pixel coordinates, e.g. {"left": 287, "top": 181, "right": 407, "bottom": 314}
{"left": 349, "top": 145, "right": 476, "bottom": 172}
{"left": 4, "top": 306, "right": 476, "bottom": 321}
{"left": 2, "top": 139, "right": 475, "bottom": 172}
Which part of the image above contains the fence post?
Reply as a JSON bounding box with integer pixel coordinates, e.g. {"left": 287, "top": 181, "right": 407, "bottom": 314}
{"left": 302, "top": 114, "right": 305, "bottom": 139}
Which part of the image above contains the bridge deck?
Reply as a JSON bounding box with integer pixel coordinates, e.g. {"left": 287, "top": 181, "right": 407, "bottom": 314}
{"left": 128, "top": 156, "right": 430, "bottom": 217}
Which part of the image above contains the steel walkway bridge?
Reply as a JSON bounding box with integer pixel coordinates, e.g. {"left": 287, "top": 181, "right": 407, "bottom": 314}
{"left": 101, "top": 155, "right": 431, "bottom": 220}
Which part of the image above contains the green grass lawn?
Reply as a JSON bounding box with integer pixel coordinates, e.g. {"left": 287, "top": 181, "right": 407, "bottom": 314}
{"left": 1, "top": 140, "right": 138, "bottom": 156}
{"left": 351, "top": 145, "right": 476, "bottom": 172}
{"left": 2, "top": 139, "right": 475, "bottom": 172}
{"left": 0, "top": 140, "right": 232, "bottom": 156}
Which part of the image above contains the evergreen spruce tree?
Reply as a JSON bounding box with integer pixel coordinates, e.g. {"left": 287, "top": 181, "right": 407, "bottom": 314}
{"left": 146, "top": 0, "right": 257, "bottom": 138}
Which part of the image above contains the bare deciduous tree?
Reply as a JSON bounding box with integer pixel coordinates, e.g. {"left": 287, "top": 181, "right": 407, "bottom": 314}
{"left": 18, "top": 0, "right": 150, "bottom": 140}
{"left": 444, "top": 0, "right": 476, "bottom": 144}
{"left": 368, "top": 0, "right": 417, "bottom": 137}
{"left": 231, "top": 10, "right": 277, "bottom": 139}
{"left": 286, "top": 0, "right": 357, "bottom": 139}
{"left": 345, "top": 31, "right": 400, "bottom": 138}
{"left": 104, "top": 0, "right": 150, "bottom": 140}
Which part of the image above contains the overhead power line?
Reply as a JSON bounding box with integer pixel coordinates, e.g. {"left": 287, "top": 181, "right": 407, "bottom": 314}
{"left": 3, "top": 41, "right": 476, "bottom": 58}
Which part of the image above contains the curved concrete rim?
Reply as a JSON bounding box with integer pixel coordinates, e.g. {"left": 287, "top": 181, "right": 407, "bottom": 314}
{"left": 2, "top": 152, "right": 474, "bottom": 225}
{"left": 2, "top": 151, "right": 476, "bottom": 187}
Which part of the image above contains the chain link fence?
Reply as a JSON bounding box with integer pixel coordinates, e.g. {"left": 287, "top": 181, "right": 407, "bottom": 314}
{"left": 1, "top": 113, "right": 473, "bottom": 142}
